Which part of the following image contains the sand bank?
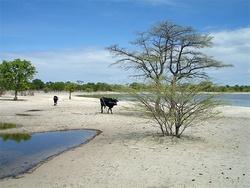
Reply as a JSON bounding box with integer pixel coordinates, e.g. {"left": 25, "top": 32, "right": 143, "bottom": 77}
{"left": 0, "top": 92, "right": 249, "bottom": 188}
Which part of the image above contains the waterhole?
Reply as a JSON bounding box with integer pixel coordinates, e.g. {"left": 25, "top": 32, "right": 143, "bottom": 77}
{"left": 0, "top": 129, "right": 98, "bottom": 179}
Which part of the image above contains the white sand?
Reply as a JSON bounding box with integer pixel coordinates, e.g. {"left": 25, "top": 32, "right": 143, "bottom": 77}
{"left": 0, "top": 92, "right": 249, "bottom": 188}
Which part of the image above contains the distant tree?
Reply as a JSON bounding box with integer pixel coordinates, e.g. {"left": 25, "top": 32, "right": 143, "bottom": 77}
{"left": 76, "top": 80, "right": 84, "bottom": 90}
{"left": 0, "top": 65, "right": 5, "bottom": 95}
{"left": 242, "top": 85, "right": 250, "bottom": 92}
{"left": 82, "top": 82, "right": 95, "bottom": 92}
{"left": 233, "top": 85, "right": 240, "bottom": 92}
{"left": 45, "top": 81, "right": 54, "bottom": 88}
{"left": 43, "top": 81, "right": 54, "bottom": 92}
{"left": 0, "top": 59, "right": 37, "bottom": 100}
{"left": 30, "top": 79, "right": 45, "bottom": 90}
{"left": 95, "top": 82, "right": 111, "bottom": 91}
{"left": 53, "top": 82, "right": 65, "bottom": 91}
{"left": 129, "top": 82, "right": 147, "bottom": 91}
{"left": 65, "top": 82, "right": 78, "bottom": 99}
{"left": 110, "top": 84, "right": 126, "bottom": 91}
{"left": 108, "top": 21, "right": 233, "bottom": 137}
{"left": 198, "top": 81, "right": 214, "bottom": 92}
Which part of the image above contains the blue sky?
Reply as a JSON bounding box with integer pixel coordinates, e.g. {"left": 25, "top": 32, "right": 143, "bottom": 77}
{"left": 0, "top": 0, "right": 249, "bottom": 85}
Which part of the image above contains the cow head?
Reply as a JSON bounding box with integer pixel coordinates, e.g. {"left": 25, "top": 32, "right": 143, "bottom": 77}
{"left": 111, "top": 98, "right": 118, "bottom": 105}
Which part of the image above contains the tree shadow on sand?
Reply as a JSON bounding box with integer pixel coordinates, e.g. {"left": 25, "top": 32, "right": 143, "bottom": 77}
{"left": 0, "top": 98, "right": 27, "bottom": 101}
{"left": 26, "top": 109, "right": 43, "bottom": 112}
{"left": 112, "top": 130, "right": 207, "bottom": 149}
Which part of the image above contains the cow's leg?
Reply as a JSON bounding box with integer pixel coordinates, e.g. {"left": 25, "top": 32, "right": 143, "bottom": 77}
{"left": 109, "top": 108, "right": 113, "bottom": 114}
{"left": 101, "top": 105, "right": 103, "bottom": 113}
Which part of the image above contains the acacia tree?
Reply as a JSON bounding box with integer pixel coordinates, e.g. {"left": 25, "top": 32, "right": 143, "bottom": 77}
{"left": 0, "top": 59, "right": 37, "bottom": 100}
{"left": 107, "top": 21, "right": 232, "bottom": 137}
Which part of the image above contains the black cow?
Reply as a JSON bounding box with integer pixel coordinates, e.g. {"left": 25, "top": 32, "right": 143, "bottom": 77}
{"left": 53, "top": 96, "right": 58, "bottom": 106}
{"left": 100, "top": 97, "right": 118, "bottom": 114}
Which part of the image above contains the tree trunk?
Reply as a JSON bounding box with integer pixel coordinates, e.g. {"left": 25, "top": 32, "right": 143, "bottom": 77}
{"left": 175, "top": 124, "right": 181, "bottom": 138}
{"left": 159, "top": 124, "right": 165, "bottom": 136}
{"left": 14, "top": 90, "right": 18, "bottom": 101}
{"left": 69, "top": 91, "right": 71, "bottom": 99}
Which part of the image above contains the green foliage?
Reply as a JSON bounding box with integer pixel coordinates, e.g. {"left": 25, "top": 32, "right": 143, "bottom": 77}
{"left": 30, "top": 79, "right": 45, "bottom": 90}
{"left": 65, "top": 82, "right": 78, "bottom": 92}
{"left": 129, "top": 82, "right": 147, "bottom": 91}
{"left": 65, "top": 82, "right": 78, "bottom": 99}
{"left": 81, "top": 82, "right": 95, "bottom": 92}
{"left": 0, "top": 59, "right": 37, "bottom": 100}
{"left": 94, "top": 82, "right": 111, "bottom": 91}
{"left": 80, "top": 82, "right": 126, "bottom": 92}
{"left": 53, "top": 82, "right": 65, "bottom": 91}
{"left": 197, "top": 84, "right": 250, "bottom": 92}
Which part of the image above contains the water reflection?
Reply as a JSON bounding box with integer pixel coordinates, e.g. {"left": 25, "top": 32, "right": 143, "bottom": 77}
{"left": 0, "top": 130, "right": 98, "bottom": 179}
{"left": 0, "top": 133, "right": 31, "bottom": 142}
{"left": 0, "top": 123, "right": 18, "bottom": 130}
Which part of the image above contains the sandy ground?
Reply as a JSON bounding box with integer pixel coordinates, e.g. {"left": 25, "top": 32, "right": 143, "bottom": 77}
{"left": 0, "top": 92, "right": 249, "bottom": 188}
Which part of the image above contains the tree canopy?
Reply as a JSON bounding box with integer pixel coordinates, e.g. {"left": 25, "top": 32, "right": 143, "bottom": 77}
{"left": 0, "top": 59, "right": 37, "bottom": 100}
{"left": 108, "top": 21, "right": 232, "bottom": 84}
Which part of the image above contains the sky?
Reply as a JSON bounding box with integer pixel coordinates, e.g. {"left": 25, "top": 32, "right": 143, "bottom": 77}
{"left": 0, "top": 0, "right": 249, "bottom": 86}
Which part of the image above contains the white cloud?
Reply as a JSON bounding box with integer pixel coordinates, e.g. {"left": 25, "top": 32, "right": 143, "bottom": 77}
{"left": 203, "top": 27, "right": 250, "bottom": 85}
{"left": 0, "top": 47, "right": 135, "bottom": 84}
{"left": 210, "top": 27, "right": 250, "bottom": 58}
